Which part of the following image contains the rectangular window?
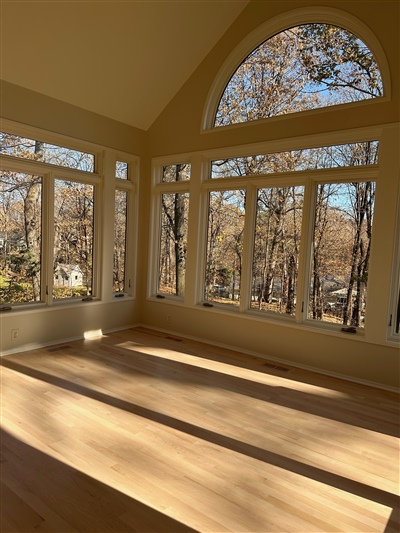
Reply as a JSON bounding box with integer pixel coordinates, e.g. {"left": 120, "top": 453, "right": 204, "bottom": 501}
{"left": 162, "top": 164, "right": 191, "bottom": 183}
{"left": 211, "top": 141, "right": 379, "bottom": 178}
{"left": 158, "top": 193, "right": 189, "bottom": 296}
{"left": 251, "top": 186, "right": 304, "bottom": 316}
{"left": 205, "top": 190, "right": 245, "bottom": 306}
{"left": 308, "top": 181, "right": 375, "bottom": 329}
{"left": 0, "top": 132, "right": 95, "bottom": 172}
{"left": 116, "top": 160, "right": 129, "bottom": 180}
{"left": 114, "top": 190, "right": 128, "bottom": 292}
{"left": 0, "top": 171, "right": 42, "bottom": 304}
{"left": 53, "top": 179, "right": 94, "bottom": 299}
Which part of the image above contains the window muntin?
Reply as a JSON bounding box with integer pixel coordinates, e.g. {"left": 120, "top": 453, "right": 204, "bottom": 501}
{"left": 0, "top": 132, "right": 95, "bottom": 172}
{"left": 251, "top": 186, "right": 304, "bottom": 316}
{"left": 53, "top": 179, "right": 94, "bottom": 300}
{"left": 215, "top": 24, "right": 383, "bottom": 127}
{"left": 158, "top": 193, "right": 189, "bottom": 297}
{"left": 205, "top": 190, "right": 245, "bottom": 306}
{"left": 116, "top": 160, "right": 129, "bottom": 180}
{"left": 211, "top": 141, "right": 379, "bottom": 178}
{"left": 0, "top": 171, "right": 42, "bottom": 304}
{"left": 162, "top": 164, "right": 191, "bottom": 183}
{"left": 114, "top": 189, "right": 128, "bottom": 293}
{"left": 308, "top": 181, "right": 375, "bottom": 329}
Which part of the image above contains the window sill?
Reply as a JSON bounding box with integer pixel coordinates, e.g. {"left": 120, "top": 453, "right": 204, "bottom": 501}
{"left": 148, "top": 294, "right": 184, "bottom": 305}
{"left": 0, "top": 297, "right": 134, "bottom": 316}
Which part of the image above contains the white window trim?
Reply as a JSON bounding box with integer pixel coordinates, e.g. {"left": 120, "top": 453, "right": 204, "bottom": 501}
{"left": 0, "top": 119, "right": 139, "bottom": 310}
{"left": 149, "top": 124, "right": 399, "bottom": 348}
{"left": 113, "top": 150, "right": 139, "bottom": 298}
{"left": 1, "top": 117, "right": 104, "bottom": 170}
{"left": 148, "top": 159, "right": 191, "bottom": 300}
{"left": 201, "top": 6, "right": 391, "bottom": 132}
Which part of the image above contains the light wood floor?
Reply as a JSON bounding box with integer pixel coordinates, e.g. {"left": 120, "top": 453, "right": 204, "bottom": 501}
{"left": 1, "top": 327, "right": 399, "bottom": 533}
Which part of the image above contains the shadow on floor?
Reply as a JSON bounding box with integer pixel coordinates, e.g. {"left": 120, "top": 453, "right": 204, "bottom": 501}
{"left": 1, "top": 428, "right": 198, "bottom": 533}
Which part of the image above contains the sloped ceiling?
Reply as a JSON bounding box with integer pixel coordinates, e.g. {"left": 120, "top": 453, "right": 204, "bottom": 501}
{"left": 1, "top": 0, "right": 249, "bottom": 131}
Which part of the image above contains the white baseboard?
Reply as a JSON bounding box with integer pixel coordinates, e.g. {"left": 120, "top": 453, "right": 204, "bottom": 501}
{"left": 2, "top": 321, "right": 398, "bottom": 394}
{"left": 0, "top": 324, "right": 139, "bottom": 357}
{"left": 135, "top": 323, "right": 400, "bottom": 394}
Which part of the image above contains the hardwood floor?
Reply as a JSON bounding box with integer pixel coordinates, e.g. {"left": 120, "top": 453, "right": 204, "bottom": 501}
{"left": 1, "top": 326, "right": 399, "bottom": 532}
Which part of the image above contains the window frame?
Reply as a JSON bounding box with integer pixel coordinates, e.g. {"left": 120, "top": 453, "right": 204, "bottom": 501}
{"left": 201, "top": 7, "right": 391, "bottom": 131}
{"left": 0, "top": 119, "right": 139, "bottom": 310}
{"left": 149, "top": 155, "right": 191, "bottom": 301}
{"left": 0, "top": 165, "right": 45, "bottom": 307}
{"left": 200, "top": 159, "right": 378, "bottom": 330}
{"left": 148, "top": 125, "right": 400, "bottom": 347}
{"left": 113, "top": 152, "right": 138, "bottom": 298}
{"left": 51, "top": 171, "right": 100, "bottom": 303}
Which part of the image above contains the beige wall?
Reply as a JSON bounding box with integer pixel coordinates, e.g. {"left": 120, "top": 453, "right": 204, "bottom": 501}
{"left": 1, "top": 300, "right": 140, "bottom": 356}
{"left": 147, "top": 0, "right": 399, "bottom": 155}
{"left": 0, "top": 80, "right": 147, "bottom": 154}
{"left": 1, "top": 0, "right": 399, "bottom": 389}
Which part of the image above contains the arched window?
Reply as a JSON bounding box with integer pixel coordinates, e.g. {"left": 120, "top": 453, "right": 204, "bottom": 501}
{"left": 214, "top": 23, "right": 383, "bottom": 127}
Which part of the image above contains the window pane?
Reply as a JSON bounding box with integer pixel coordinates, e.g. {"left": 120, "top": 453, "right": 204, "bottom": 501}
{"left": 211, "top": 141, "right": 379, "bottom": 178}
{"left": 162, "top": 164, "right": 190, "bottom": 182}
{"left": 251, "top": 186, "right": 304, "bottom": 316}
{"left": 158, "top": 193, "right": 189, "bottom": 296}
{"left": 0, "top": 132, "right": 95, "bottom": 172}
{"left": 116, "top": 160, "right": 128, "bottom": 180}
{"left": 308, "top": 181, "right": 375, "bottom": 328}
{"left": 215, "top": 24, "right": 383, "bottom": 127}
{"left": 114, "top": 190, "right": 127, "bottom": 292}
{"left": 0, "top": 171, "right": 42, "bottom": 304}
{"left": 205, "top": 190, "right": 245, "bottom": 306}
{"left": 53, "top": 180, "right": 94, "bottom": 299}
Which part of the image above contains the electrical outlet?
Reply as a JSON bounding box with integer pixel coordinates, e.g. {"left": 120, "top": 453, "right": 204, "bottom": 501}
{"left": 11, "top": 329, "right": 19, "bottom": 341}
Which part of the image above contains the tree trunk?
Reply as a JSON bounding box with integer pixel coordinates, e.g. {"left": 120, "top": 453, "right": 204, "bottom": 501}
{"left": 174, "top": 166, "right": 186, "bottom": 296}
{"left": 23, "top": 140, "right": 42, "bottom": 301}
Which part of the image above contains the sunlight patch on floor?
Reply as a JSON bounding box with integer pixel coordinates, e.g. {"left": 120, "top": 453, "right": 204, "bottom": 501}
{"left": 84, "top": 329, "right": 103, "bottom": 340}
{"left": 115, "top": 340, "right": 353, "bottom": 399}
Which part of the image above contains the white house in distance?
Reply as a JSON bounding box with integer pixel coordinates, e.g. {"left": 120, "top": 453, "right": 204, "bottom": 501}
{"left": 53, "top": 265, "right": 83, "bottom": 288}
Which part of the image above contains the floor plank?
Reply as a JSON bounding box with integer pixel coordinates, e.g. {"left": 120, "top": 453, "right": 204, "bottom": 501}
{"left": 1, "top": 327, "right": 399, "bottom": 532}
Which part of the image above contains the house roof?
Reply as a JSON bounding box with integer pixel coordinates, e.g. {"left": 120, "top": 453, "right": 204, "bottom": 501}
{"left": 1, "top": 0, "right": 249, "bottom": 131}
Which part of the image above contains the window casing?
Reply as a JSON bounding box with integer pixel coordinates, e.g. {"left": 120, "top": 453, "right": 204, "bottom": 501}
{"left": 252, "top": 185, "right": 304, "bottom": 317}
{"left": 158, "top": 192, "right": 189, "bottom": 297}
{"left": 205, "top": 189, "right": 245, "bottom": 306}
{"left": 150, "top": 135, "right": 388, "bottom": 339}
{"left": 307, "top": 180, "right": 375, "bottom": 329}
{"left": 202, "top": 8, "right": 390, "bottom": 131}
{"left": 214, "top": 23, "right": 383, "bottom": 128}
{"left": 0, "top": 122, "right": 138, "bottom": 308}
{"left": 150, "top": 161, "right": 191, "bottom": 300}
{"left": 0, "top": 171, "right": 42, "bottom": 305}
{"left": 114, "top": 155, "right": 138, "bottom": 298}
{"left": 114, "top": 189, "right": 128, "bottom": 293}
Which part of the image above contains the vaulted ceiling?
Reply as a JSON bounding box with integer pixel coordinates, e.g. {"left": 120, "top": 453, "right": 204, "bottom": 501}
{"left": 1, "top": 0, "right": 249, "bottom": 131}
